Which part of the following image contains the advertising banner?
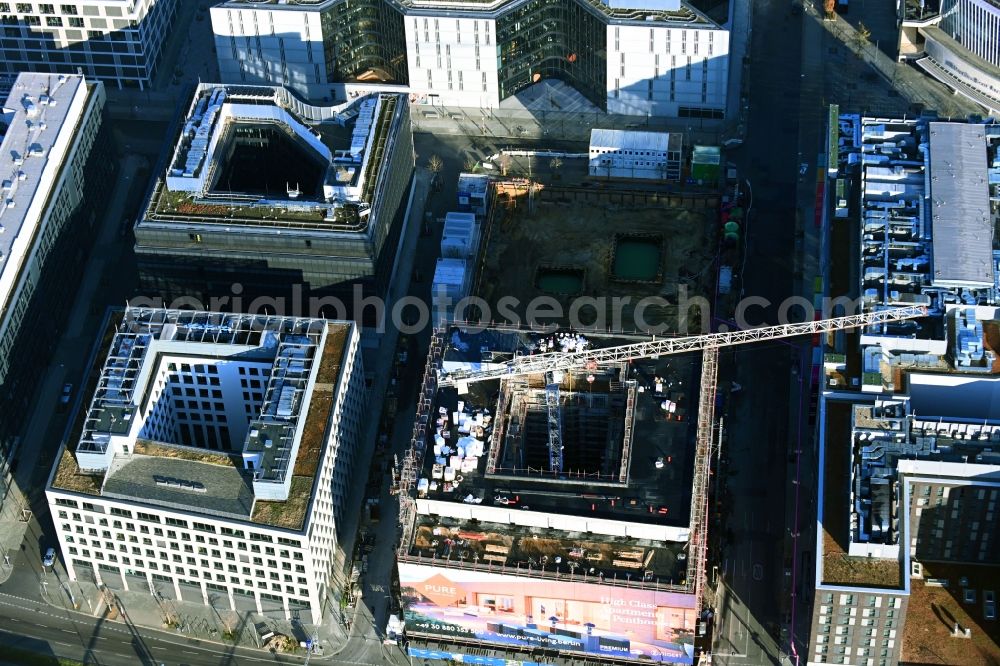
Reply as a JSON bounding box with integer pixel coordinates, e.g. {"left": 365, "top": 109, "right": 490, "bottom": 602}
{"left": 400, "top": 563, "right": 696, "bottom": 664}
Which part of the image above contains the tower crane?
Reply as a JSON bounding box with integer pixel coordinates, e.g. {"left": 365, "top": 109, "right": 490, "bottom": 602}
{"left": 429, "top": 305, "right": 927, "bottom": 608}
{"left": 438, "top": 306, "right": 927, "bottom": 387}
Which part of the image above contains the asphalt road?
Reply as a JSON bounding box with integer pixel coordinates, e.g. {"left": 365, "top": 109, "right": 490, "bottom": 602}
{"left": 712, "top": 0, "right": 820, "bottom": 663}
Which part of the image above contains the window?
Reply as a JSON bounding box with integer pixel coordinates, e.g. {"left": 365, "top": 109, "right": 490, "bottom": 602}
{"left": 38, "top": 3, "right": 53, "bottom": 13}
{"left": 16, "top": 3, "right": 31, "bottom": 12}
{"left": 60, "top": 4, "right": 76, "bottom": 13}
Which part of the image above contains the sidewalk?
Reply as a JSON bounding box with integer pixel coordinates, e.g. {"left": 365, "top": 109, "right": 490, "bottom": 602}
{"left": 41, "top": 572, "right": 350, "bottom": 658}
{"left": 818, "top": 7, "right": 983, "bottom": 117}
{"left": 326, "top": 167, "right": 431, "bottom": 636}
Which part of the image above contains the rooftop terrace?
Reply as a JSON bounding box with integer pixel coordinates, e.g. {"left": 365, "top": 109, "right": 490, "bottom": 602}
{"left": 902, "top": 561, "right": 1000, "bottom": 664}
{"left": 405, "top": 515, "right": 689, "bottom": 587}
{"left": 51, "top": 309, "right": 352, "bottom": 532}
{"left": 144, "top": 85, "right": 401, "bottom": 232}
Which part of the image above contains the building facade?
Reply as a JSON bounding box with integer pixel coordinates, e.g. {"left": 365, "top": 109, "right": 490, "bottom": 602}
{"left": 210, "top": 0, "right": 729, "bottom": 119}
{"left": 0, "top": 72, "right": 112, "bottom": 514}
{"left": 938, "top": 0, "right": 1000, "bottom": 69}
{"left": 133, "top": 84, "right": 414, "bottom": 322}
{"left": 0, "top": 0, "right": 177, "bottom": 89}
{"left": 899, "top": 0, "right": 1000, "bottom": 112}
{"left": 211, "top": 0, "right": 409, "bottom": 100}
{"left": 46, "top": 308, "right": 366, "bottom": 625}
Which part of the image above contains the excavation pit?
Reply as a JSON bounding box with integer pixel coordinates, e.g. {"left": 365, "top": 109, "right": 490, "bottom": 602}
{"left": 612, "top": 235, "right": 663, "bottom": 283}
{"left": 535, "top": 266, "right": 585, "bottom": 295}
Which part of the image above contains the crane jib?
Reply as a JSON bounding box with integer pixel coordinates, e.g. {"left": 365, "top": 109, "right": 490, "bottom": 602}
{"left": 441, "top": 305, "right": 927, "bottom": 386}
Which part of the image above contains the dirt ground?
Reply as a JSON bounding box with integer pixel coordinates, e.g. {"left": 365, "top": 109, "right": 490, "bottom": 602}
{"left": 473, "top": 185, "right": 718, "bottom": 334}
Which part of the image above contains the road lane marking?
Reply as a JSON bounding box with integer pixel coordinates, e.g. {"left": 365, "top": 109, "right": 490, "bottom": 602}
{"left": 60, "top": 628, "right": 75, "bottom": 634}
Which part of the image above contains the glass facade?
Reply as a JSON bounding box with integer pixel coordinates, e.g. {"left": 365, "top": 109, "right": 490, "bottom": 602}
{"left": 321, "top": 0, "right": 409, "bottom": 84}
{"left": 939, "top": 0, "right": 1000, "bottom": 68}
{"left": 496, "top": 0, "right": 607, "bottom": 110}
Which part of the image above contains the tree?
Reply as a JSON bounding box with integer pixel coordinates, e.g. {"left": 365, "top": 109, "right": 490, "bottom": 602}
{"left": 824, "top": 0, "right": 835, "bottom": 18}
{"left": 464, "top": 155, "right": 479, "bottom": 172}
{"left": 549, "top": 156, "right": 563, "bottom": 180}
{"left": 497, "top": 153, "right": 512, "bottom": 177}
{"left": 427, "top": 154, "right": 444, "bottom": 175}
{"left": 854, "top": 23, "right": 872, "bottom": 50}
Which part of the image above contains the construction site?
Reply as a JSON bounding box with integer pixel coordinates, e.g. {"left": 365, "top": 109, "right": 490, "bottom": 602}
{"left": 390, "top": 300, "right": 927, "bottom": 664}
{"left": 393, "top": 326, "right": 704, "bottom": 664}
{"left": 470, "top": 182, "right": 719, "bottom": 331}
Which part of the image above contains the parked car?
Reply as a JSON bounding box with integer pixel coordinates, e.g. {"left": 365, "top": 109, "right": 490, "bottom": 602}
{"left": 58, "top": 383, "right": 73, "bottom": 410}
{"left": 42, "top": 548, "right": 55, "bottom": 568}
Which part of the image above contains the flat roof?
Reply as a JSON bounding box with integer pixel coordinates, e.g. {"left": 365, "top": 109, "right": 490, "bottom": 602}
{"left": 820, "top": 388, "right": 1000, "bottom": 589}
{"left": 928, "top": 122, "right": 995, "bottom": 287}
{"left": 589, "top": 128, "right": 680, "bottom": 153}
{"left": 51, "top": 309, "right": 354, "bottom": 532}
{"left": 819, "top": 401, "right": 904, "bottom": 589}
{"left": 144, "top": 85, "right": 403, "bottom": 232}
{"left": 902, "top": 561, "right": 1000, "bottom": 664}
{"left": 433, "top": 258, "right": 467, "bottom": 286}
{"left": 390, "top": 0, "right": 711, "bottom": 25}
{"left": 102, "top": 454, "right": 254, "bottom": 520}
{"left": 0, "top": 73, "right": 89, "bottom": 312}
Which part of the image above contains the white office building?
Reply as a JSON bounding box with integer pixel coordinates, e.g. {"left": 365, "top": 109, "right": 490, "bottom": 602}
{"left": 211, "top": 0, "right": 729, "bottom": 119}
{"left": 0, "top": 0, "right": 178, "bottom": 89}
{"left": 46, "top": 308, "right": 366, "bottom": 624}
{"left": 0, "top": 72, "right": 111, "bottom": 516}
